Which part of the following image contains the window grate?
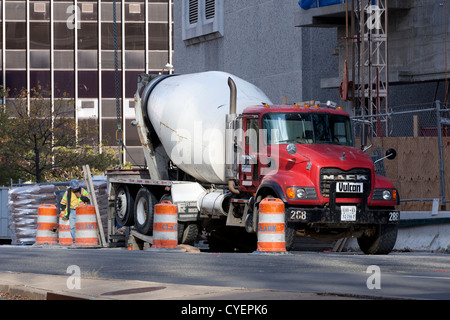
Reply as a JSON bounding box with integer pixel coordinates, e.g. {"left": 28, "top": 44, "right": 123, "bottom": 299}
{"left": 205, "top": 0, "right": 215, "bottom": 20}
{"left": 189, "top": 0, "right": 198, "bottom": 24}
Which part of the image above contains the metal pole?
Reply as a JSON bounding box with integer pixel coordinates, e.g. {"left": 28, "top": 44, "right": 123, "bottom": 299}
{"left": 436, "top": 100, "right": 446, "bottom": 208}
{"left": 26, "top": 0, "right": 30, "bottom": 114}
{"left": 50, "top": 0, "right": 55, "bottom": 165}
{"left": 121, "top": 0, "right": 126, "bottom": 164}
{"left": 385, "top": 0, "right": 390, "bottom": 135}
{"left": 2, "top": 0, "right": 6, "bottom": 99}
{"left": 168, "top": 0, "right": 173, "bottom": 74}
{"left": 74, "top": 0, "right": 79, "bottom": 143}
{"left": 145, "top": 0, "right": 149, "bottom": 74}
{"left": 98, "top": 0, "right": 103, "bottom": 154}
{"left": 113, "top": 0, "right": 123, "bottom": 166}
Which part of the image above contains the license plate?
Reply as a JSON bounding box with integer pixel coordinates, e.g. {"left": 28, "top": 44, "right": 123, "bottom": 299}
{"left": 336, "top": 182, "right": 363, "bottom": 193}
{"left": 341, "top": 206, "right": 357, "bottom": 221}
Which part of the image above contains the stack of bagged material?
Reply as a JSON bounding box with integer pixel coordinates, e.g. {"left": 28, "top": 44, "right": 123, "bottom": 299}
{"left": 8, "top": 185, "right": 56, "bottom": 245}
{"left": 7, "top": 178, "right": 108, "bottom": 245}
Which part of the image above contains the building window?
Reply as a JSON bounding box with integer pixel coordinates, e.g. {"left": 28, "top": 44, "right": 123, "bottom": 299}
{"left": 182, "top": 0, "right": 223, "bottom": 45}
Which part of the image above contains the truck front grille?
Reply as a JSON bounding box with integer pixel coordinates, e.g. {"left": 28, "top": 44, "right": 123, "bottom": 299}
{"left": 320, "top": 168, "right": 371, "bottom": 198}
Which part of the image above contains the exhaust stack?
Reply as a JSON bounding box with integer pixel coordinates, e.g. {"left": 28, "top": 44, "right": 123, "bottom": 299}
{"left": 226, "top": 77, "right": 240, "bottom": 194}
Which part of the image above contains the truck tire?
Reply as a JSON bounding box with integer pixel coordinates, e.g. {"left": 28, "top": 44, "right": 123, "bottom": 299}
{"left": 114, "top": 185, "right": 134, "bottom": 227}
{"left": 357, "top": 224, "right": 398, "bottom": 255}
{"left": 134, "top": 188, "right": 157, "bottom": 235}
{"left": 178, "top": 223, "right": 198, "bottom": 245}
{"left": 160, "top": 194, "right": 199, "bottom": 245}
{"left": 285, "top": 221, "right": 297, "bottom": 251}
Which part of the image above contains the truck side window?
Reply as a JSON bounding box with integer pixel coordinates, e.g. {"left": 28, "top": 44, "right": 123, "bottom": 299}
{"left": 245, "top": 118, "right": 259, "bottom": 152}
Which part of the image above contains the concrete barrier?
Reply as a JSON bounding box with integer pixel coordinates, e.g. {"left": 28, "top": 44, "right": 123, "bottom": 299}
{"left": 344, "top": 211, "right": 450, "bottom": 253}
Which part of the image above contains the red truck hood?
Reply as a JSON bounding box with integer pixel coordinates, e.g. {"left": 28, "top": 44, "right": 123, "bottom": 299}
{"left": 295, "top": 144, "right": 374, "bottom": 170}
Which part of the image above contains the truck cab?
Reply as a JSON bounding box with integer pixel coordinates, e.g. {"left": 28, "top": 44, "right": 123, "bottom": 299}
{"left": 235, "top": 102, "right": 399, "bottom": 254}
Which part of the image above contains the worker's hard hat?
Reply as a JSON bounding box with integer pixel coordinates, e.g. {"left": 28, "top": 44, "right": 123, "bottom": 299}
{"left": 70, "top": 179, "right": 80, "bottom": 190}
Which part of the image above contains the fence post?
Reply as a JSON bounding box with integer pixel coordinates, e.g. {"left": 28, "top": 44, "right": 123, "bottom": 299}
{"left": 436, "top": 100, "right": 446, "bottom": 209}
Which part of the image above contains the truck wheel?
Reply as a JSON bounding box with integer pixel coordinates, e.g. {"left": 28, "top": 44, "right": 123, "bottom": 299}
{"left": 178, "top": 223, "right": 198, "bottom": 245}
{"left": 357, "top": 224, "right": 398, "bottom": 255}
{"left": 134, "top": 188, "right": 157, "bottom": 235}
{"left": 285, "top": 222, "right": 297, "bottom": 251}
{"left": 160, "top": 194, "right": 199, "bottom": 245}
{"left": 114, "top": 185, "right": 134, "bottom": 227}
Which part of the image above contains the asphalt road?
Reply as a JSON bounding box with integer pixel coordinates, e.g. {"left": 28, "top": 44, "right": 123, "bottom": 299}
{"left": 0, "top": 246, "right": 449, "bottom": 300}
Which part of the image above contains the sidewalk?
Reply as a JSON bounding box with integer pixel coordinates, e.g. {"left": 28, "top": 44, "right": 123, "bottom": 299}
{"left": 0, "top": 271, "right": 360, "bottom": 300}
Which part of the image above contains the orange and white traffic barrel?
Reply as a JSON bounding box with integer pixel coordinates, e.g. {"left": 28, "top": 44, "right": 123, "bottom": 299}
{"left": 75, "top": 205, "right": 99, "bottom": 246}
{"left": 36, "top": 204, "right": 58, "bottom": 245}
{"left": 256, "top": 198, "right": 286, "bottom": 253}
{"left": 58, "top": 212, "right": 73, "bottom": 246}
{"left": 152, "top": 201, "right": 178, "bottom": 249}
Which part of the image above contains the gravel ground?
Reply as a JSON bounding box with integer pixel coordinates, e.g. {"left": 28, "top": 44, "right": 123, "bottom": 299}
{"left": 0, "top": 292, "right": 32, "bottom": 300}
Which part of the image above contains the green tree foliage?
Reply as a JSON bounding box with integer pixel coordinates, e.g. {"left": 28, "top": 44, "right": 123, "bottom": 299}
{"left": 0, "top": 87, "right": 119, "bottom": 185}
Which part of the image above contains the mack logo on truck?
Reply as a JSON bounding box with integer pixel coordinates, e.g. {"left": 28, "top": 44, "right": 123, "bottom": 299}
{"left": 322, "top": 174, "right": 369, "bottom": 181}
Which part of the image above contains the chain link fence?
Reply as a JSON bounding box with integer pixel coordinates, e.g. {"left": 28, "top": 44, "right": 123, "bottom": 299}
{"left": 352, "top": 101, "right": 450, "bottom": 210}
{"left": 352, "top": 101, "right": 448, "bottom": 139}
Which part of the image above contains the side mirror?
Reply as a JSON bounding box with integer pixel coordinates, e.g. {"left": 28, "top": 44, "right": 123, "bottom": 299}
{"left": 374, "top": 148, "right": 397, "bottom": 164}
{"left": 386, "top": 148, "right": 397, "bottom": 160}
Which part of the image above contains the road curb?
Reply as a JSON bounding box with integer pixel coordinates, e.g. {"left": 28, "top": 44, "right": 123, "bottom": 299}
{"left": 0, "top": 271, "right": 366, "bottom": 300}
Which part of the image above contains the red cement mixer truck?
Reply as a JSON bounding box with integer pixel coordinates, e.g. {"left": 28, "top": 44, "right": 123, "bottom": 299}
{"left": 106, "top": 71, "right": 400, "bottom": 254}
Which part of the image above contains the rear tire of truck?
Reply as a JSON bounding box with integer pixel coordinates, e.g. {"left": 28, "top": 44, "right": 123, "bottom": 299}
{"left": 160, "top": 194, "right": 199, "bottom": 245}
{"left": 357, "top": 224, "right": 398, "bottom": 255}
{"left": 178, "top": 223, "right": 198, "bottom": 245}
{"left": 134, "top": 188, "right": 157, "bottom": 235}
{"left": 114, "top": 185, "right": 135, "bottom": 227}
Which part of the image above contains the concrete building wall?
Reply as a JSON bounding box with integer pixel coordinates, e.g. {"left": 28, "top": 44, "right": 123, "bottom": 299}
{"left": 296, "top": 0, "right": 450, "bottom": 109}
{"left": 388, "top": 1, "right": 449, "bottom": 83}
{"left": 173, "top": 0, "right": 340, "bottom": 105}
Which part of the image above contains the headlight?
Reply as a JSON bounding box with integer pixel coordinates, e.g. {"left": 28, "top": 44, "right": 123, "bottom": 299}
{"left": 296, "top": 188, "right": 306, "bottom": 199}
{"left": 286, "top": 187, "right": 318, "bottom": 200}
{"left": 373, "top": 189, "right": 397, "bottom": 201}
{"left": 382, "top": 190, "right": 392, "bottom": 200}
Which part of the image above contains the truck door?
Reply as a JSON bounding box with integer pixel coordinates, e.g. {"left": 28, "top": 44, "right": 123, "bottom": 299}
{"left": 239, "top": 117, "right": 260, "bottom": 192}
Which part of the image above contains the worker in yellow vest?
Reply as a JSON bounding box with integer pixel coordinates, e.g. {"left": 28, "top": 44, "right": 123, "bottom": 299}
{"left": 60, "top": 179, "right": 90, "bottom": 241}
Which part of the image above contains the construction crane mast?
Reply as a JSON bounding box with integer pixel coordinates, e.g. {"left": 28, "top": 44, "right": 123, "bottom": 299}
{"left": 349, "top": 0, "right": 389, "bottom": 138}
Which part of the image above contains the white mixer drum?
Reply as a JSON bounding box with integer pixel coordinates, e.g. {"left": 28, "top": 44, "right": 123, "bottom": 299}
{"left": 146, "top": 71, "right": 272, "bottom": 184}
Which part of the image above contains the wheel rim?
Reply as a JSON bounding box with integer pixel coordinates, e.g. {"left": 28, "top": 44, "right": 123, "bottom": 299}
{"left": 136, "top": 197, "right": 148, "bottom": 225}
{"left": 116, "top": 190, "right": 127, "bottom": 219}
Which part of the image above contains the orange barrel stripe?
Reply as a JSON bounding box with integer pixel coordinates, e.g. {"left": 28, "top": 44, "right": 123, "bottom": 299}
{"left": 36, "top": 204, "right": 58, "bottom": 244}
{"left": 75, "top": 205, "right": 98, "bottom": 246}
{"left": 152, "top": 201, "right": 178, "bottom": 249}
{"left": 58, "top": 213, "right": 73, "bottom": 245}
{"left": 257, "top": 198, "right": 286, "bottom": 252}
{"left": 257, "top": 242, "right": 286, "bottom": 252}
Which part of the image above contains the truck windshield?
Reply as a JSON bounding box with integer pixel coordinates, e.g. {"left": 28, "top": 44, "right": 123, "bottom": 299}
{"left": 262, "top": 112, "right": 353, "bottom": 146}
